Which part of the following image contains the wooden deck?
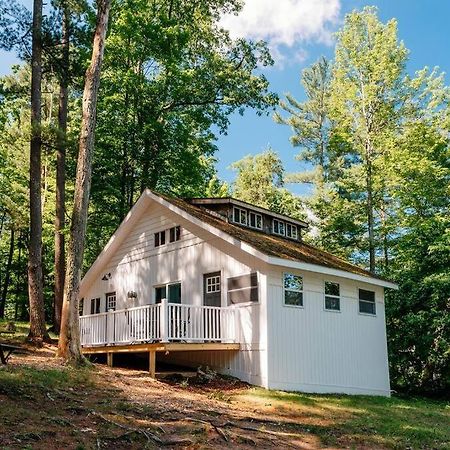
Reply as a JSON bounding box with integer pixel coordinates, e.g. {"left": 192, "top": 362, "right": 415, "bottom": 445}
{"left": 82, "top": 342, "right": 240, "bottom": 378}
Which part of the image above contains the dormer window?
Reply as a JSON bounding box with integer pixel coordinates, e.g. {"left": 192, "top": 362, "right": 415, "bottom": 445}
{"left": 233, "top": 207, "right": 247, "bottom": 226}
{"left": 273, "top": 218, "right": 285, "bottom": 236}
{"left": 286, "top": 223, "right": 298, "bottom": 239}
{"left": 249, "top": 211, "right": 263, "bottom": 230}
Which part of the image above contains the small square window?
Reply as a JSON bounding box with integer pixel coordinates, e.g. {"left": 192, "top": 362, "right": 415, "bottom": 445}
{"left": 169, "top": 226, "right": 181, "bottom": 243}
{"left": 273, "top": 219, "right": 285, "bottom": 236}
{"left": 154, "top": 230, "right": 166, "bottom": 247}
{"left": 249, "top": 212, "right": 263, "bottom": 230}
{"left": 286, "top": 223, "right": 298, "bottom": 239}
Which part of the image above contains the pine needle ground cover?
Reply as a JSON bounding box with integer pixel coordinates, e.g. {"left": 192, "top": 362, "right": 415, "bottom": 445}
{"left": 0, "top": 341, "right": 448, "bottom": 449}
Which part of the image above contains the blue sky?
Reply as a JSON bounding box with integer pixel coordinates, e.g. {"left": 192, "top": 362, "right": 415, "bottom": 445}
{"left": 1, "top": 0, "right": 449, "bottom": 195}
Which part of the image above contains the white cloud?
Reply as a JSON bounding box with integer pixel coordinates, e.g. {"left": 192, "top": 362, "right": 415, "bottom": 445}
{"left": 221, "top": 0, "right": 341, "bottom": 64}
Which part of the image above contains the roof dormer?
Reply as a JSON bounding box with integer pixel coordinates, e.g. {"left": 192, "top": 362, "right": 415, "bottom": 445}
{"left": 187, "top": 197, "right": 308, "bottom": 241}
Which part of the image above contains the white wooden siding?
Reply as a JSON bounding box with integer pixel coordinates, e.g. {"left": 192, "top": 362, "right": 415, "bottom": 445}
{"left": 266, "top": 268, "right": 390, "bottom": 396}
{"left": 81, "top": 201, "right": 269, "bottom": 385}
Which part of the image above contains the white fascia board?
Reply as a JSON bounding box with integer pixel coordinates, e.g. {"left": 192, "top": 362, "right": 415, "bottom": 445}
{"left": 267, "top": 256, "right": 398, "bottom": 289}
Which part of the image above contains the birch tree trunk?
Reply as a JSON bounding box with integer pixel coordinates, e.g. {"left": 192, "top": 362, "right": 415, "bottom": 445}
{"left": 53, "top": 3, "right": 70, "bottom": 334}
{"left": 58, "top": 0, "right": 111, "bottom": 363}
{"left": 28, "top": 0, "right": 50, "bottom": 342}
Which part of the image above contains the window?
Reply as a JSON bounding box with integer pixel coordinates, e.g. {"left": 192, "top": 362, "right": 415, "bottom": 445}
{"left": 227, "top": 272, "right": 258, "bottom": 304}
{"left": 273, "top": 218, "right": 285, "bottom": 236}
{"left": 324, "top": 281, "right": 340, "bottom": 311}
{"left": 206, "top": 275, "right": 221, "bottom": 293}
{"left": 168, "top": 283, "right": 181, "bottom": 304}
{"left": 233, "top": 207, "right": 247, "bottom": 225}
{"left": 283, "top": 273, "right": 303, "bottom": 307}
{"left": 79, "top": 298, "right": 84, "bottom": 316}
{"left": 169, "top": 226, "right": 181, "bottom": 243}
{"left": 154, "top": 230, "right": 166, "bottom": 247}
{"left": 359, "top": 289, "right": 376, "bottom": 315}
{"left": 155, "top": 283, "right": 181, "bottom": 304}
{"left": 90, "top": 297, "right": 101, "bottom": 314}
{"left": 286, "top": 223, "right": 298, "bottom": 239}
{"left": 155, "top": 286, "right": 166, "bottom": 304}
{"left": 106, "top": 292, "right": 116, "bottom": 311}
{"left": 248, "top": 211, "right": 263, "bottom": 230}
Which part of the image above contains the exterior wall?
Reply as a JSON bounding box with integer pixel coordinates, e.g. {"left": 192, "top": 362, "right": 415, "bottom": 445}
{"left": 81, "top": 201, "right": 269, "bottom": 386}
{"left": 266, "top": 268, "right": 391, "bottom": 396}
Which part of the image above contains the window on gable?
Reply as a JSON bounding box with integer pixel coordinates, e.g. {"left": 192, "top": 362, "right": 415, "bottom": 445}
{"left": 169, "top": 226, "right": 181, "bottom": 243}
{"left": 286, "top": 223, "right": 298, "bottom": 239}
{"left": 359, "top": 289, "right": 376, "bottom": 315}
{"left": 273, "top": 219, "right": 285, "bottom": 236}
{"left": 233, "top": 207, "right": 247, "bottom": 225}
{"left": 248, "top": 211, "right": 263, "bottom": 230}
{"left": 283, "top": 273, "right": 303, "bottom": 307}
{"left": 154, "top": 230, "right": 166, "bottom": 247}
{"left": 79, "top": 298, "right": 84, "bottom": 316}
{"left": 324, "top": 281, "right": 340, "bottom": 311}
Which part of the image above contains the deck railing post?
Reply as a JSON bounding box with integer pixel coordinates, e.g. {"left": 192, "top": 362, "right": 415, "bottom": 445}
{"left": 160, "top": 298, "right": 169, "bottom": 343}
{"left": 107, "top": 309, "right": 114, "bottom": 344}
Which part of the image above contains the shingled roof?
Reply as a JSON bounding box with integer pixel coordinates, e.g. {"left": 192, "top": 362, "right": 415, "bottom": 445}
{"left": 158, "top": 193, "right": 391, "bottom": 283}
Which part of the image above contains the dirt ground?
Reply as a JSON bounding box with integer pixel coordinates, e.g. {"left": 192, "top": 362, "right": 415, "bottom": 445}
{"left": 0, "top": 344, "right": 343, "bottom": 450}
{"left": 1, "top": 343, "right": 448, "bottom": 449}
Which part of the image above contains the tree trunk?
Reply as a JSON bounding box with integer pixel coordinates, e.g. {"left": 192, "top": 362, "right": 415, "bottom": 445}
{"left": 53, "top": 4, "right": 70, "bottom": 334}
{"left": 14, "top": 232, "right": 23, "bottom": 321}
{"left": 366, "top": 153, "right": 376, "bottom": 273}
{"left": 28, "top": 0, "right": 50, "bottom": 342}
{"left": 58, "top": 0, "right": 111, "bottom": 364}
{"left": 0, "top": 227, "right": 14, "bottom": 318}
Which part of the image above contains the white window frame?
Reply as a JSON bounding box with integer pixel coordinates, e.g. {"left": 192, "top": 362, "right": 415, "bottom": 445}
{"left": 324, "top": 281, "right": 340, "bottom": 312}
{"left": 283, "top": 272, "right": 304, "bottom": 308}
{"left": 273, "top": 218, "right": 286, "bottom": 236}
{"left": 169, "top": 225, "right": 181, "bottom": 243}
{"left": 233, "top": 206, "right": 247, "bottom": 226}
{"left": 286, "top": 223, "right": 298, "bottom": 239}
{"left": 248, "top": 211, "right": 263, "bottom": 230}
{"left": 106, "top": 292, "right": 116, "bottom": 311}
{"left": 206, "top": 275, "right": 221, "bottom": 294}
{"left": 358, "top": 288, "right": 377, "bottom": 316}
{"left": 154, "top": 230, "right": 166, "bottom": 247}
{"left": 154, "top": 281, "right": 182, "bottom": 304}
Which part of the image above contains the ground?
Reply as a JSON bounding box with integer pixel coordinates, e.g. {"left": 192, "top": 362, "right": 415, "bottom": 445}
{"left": 0, "top": 324, "right": 449, "bottom": 449}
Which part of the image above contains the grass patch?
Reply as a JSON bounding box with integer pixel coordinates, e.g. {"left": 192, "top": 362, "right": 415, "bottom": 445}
{"left": 240, "top": 388, "right": 450, "bottom": 448}
{"left": 0, "top": 319, "right": 58, "bottom": 342}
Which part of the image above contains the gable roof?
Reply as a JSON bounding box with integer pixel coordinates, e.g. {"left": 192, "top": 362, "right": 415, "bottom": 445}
{"left": 80, "top": 189, "right": 397, "bottom": 294}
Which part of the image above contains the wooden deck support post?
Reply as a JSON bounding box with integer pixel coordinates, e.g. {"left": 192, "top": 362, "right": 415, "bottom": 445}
{"left": 149, "top": 351, "right": 156, "bottom": 378}
{"left": 107, "top": 352, "right": 113, "bottom": 367}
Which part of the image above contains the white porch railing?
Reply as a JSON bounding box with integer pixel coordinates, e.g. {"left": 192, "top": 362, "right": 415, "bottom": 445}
{"left": 79, "top": 299, "right": 237, "bottom": 347}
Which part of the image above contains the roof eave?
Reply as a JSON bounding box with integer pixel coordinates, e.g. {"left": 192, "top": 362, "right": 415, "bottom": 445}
{"left": 267, "top": 256, "right": 399, "bottom": 289}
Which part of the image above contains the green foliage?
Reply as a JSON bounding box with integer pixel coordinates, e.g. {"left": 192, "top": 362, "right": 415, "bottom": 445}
{"left": 276, "top": 6, "right": 450, "bottom": 394}
{"left": 230, "top": 149, "right": 306, "bottom": 221}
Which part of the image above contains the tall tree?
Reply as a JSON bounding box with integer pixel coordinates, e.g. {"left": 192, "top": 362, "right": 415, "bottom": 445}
{"left": 53, "top": 1, "right": 70, "bottom": 334}
{"left": 329, "top": 7, "right": 408, "bottom": 272}
{"left": 58, "top": 0, "right": 111, "bottom": 364}
{"left": 275, "top": 56, "right": 332, "bottom": 186}
{"left": 28, "top": 0, "right": 49, "bottom": 342}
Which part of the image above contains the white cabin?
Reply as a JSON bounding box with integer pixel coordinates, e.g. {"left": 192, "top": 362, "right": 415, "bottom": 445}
{"left": 79, "top": 189, "right": 397, "bottom": 396}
